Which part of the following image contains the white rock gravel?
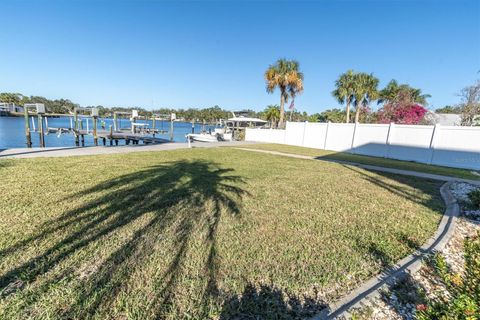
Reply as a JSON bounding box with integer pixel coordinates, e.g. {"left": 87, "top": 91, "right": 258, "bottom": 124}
{"left": 339, "top": 182, "right": 480, "bottom": 320}
{"left": 450, "top": 182, "right": 480, "bottom": 219}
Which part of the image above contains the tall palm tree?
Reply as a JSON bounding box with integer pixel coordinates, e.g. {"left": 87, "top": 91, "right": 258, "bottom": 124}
{"left": 288, "top": 80, "right": 303, "bottom": 121}
{"left": 265, "top": 59, "right": 304, "bottom": 128}
{"left": 352, "top": 73, "right": 379, "bottom": 123}
{"left": 264, "top": 105, "right": 280, "bottom": 128}
{"left": 332, "top": 70, "right": 356, "bottom": 123}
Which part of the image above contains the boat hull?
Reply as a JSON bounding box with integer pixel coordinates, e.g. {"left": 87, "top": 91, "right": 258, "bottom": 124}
{"left": 186, "top": 134, "right": 219, "bottom": 142}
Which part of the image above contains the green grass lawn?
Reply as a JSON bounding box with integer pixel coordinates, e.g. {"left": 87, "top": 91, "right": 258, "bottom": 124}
{"left": 238, "top": 143, "right": 480, "bottom": 181}
{"left": 0, "top": 148, "right": 444, "bottom": 319}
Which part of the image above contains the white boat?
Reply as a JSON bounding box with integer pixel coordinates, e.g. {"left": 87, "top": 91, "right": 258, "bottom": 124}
{"left": 225, "top": 112, "right": 267, "bottom": 130}
{"left": 186, "top": 112, "right": 267, "bottom": 143}
{"left": 223, "top": 111, "right": 267, "bottom": 140}
{"left": 186, "top": 133, "right": 221, "bottom": 142}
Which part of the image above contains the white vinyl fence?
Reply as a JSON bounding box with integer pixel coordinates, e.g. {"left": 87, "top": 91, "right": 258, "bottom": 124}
{"left": 245, "top": 122, "right": 480, "bottom": 171}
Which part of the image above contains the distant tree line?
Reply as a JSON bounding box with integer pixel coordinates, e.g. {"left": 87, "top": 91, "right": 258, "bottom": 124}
{"left": 2, "top": 68, "right": 478, "bottom": 126}
{"left": 330, "top": 70, "right": 432, "bottom": 125}
{"left": 0, "top": 93, "right": 259, "bottom": 122}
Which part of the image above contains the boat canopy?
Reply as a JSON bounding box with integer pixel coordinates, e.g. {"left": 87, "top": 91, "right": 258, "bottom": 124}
{"left": 227, "top": 117, "right": 267, "bottom": 123}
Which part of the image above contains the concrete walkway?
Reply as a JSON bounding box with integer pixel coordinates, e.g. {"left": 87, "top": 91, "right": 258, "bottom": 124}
{"left": 236, "top": 147, "right": 480, "bottom": 186}
{"left": 0, "top": 141, "right": 256, "bottom": 159}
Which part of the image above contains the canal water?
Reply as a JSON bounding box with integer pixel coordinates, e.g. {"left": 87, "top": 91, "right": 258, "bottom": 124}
{"left": 0, "top": 116, "right": 214, "bottom": 149}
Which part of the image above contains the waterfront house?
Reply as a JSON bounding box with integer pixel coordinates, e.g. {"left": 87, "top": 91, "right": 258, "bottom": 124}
{"left": 0, "top": 102, "right": 24, "bottom": 114}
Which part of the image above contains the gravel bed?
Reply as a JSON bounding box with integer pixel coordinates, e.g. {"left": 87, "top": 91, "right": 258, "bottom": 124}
{"left": 450, "top": 182, "right": 480, "bottom": 220}
{"left": 338, "top": 182, "right": 480, "bottom": 320}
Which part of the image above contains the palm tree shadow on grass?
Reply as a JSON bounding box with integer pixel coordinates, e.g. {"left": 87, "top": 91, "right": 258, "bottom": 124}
{"left": 340, "top": 164, "right": 444, "bottom": 209}
{"left": 220, "top": 283, "right": 327, "bottom": 320}
{"left": 0, "top": 159, "right": 249, "bottom": 318}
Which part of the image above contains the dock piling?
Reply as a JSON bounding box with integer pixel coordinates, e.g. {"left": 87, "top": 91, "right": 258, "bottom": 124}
{"left": 79, "top": 118, "right": 85, "bottom": 147}
{"left": 74, "top": 109, "right": 79, "bottom": 146}
{"left": 38, "top": 114, "right": 45, "bottom": 147}
{"left": 93, "top": 116, "right": 98, "bottom": 146}
{"left": 24, "top": 107, "right": 32, "bottom": 148}
{"left": 131, "top": 110, "right": 138, "bottom": 134}
{"left": 109, "top": 125, "right": 113, "bottom": 146}
{"left": 152, "top": 115, "right": 156, "bottom": 137}
{"left": 170, "top": 114, "right": 175, "bottom": 141}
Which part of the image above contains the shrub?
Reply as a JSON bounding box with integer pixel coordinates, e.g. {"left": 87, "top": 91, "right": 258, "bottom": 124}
{"left": 468, "top": 189, "right": 480, "bottom": 209}
{"left": 416, "top": 232, "right": 480, "bottom": 319}
{"left": 377, "top": 103, "right": 427, "bottom": 125}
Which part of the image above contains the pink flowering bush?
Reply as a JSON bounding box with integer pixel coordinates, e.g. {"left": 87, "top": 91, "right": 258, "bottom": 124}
{"left": 377, "top": 103, "right": 427, "bottom": 124}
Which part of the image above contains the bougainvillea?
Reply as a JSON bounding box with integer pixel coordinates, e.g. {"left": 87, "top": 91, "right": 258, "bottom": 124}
{"left": 377, "top": 103, "right": 427, "bottom": 124}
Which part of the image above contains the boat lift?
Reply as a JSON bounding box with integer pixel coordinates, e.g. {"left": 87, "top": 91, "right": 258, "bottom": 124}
{"left": 22, "top": 107, "right": 176, "bottom": 148}
{"left": 23, "top": 103, "right": 46, "bottom": 148}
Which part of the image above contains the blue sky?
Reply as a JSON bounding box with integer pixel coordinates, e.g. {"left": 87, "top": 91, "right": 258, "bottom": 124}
{"left": 1, "top": 0, "right": 479, "bottom": 113}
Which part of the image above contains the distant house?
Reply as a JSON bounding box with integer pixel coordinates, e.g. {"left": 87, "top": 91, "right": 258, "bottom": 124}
{"left": 427, "top": 112, "right": 462, "bottom": 126}
{"left": 0, "top": 102, "right": 24, "bottom": 113}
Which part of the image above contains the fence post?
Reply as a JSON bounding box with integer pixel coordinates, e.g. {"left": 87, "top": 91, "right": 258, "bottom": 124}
{"left": 323, "top": 121, "right": 331, "bottom": 150}
{"left": 385, "top": 122, "right": 395, "bottom": 158}
{"left": 350, "top": 122, "right": 358, "bottom": 153}
{"left": 429, "top": 124, "right": 440, "bottom": 164}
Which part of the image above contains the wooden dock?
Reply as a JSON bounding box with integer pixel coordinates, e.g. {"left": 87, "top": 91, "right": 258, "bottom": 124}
{"left": 74, "top": 129, "right": 170, "bottom": 146}
{"left": 16, "top": 107, "right": 178, "bottom": 148}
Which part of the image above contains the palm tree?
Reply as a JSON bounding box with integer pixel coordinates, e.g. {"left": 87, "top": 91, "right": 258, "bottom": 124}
{"left": 264, "top": 105, "right": 280, "bottom": 128}
{"left": 288, "top": 81, "right": 303, "bottom": 121}
{"left": 379, "top": 80, "right": 431, "bottom": 106}
{"left": 408, "top": 87, "right": 431, "bottom": 106}
{"left": 332, "top": 70, "right": 356, "bottom": 123}
{"left": 378, "top": 80, "right": 400, "bottom": 105}
{"left": 265, "top": 59, "right": 304, "bottom": 128}
{"left": 352, "top": 73, "right": 379, "bottom": 123}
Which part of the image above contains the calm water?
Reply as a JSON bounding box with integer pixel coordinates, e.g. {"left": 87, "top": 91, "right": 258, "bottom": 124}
{"left": 0, "top": 116, "right": 213, "bottom": 149}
